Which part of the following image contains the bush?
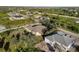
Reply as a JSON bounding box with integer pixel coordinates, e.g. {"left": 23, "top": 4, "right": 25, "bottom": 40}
{"left": 0, "top": 38, "right": 5, "bottom": 48}
{"left": 15, "top": 47, "right": 43, "bottom": 52}
{"left": 4, "top": 42, "right": 10, "bottom": 51}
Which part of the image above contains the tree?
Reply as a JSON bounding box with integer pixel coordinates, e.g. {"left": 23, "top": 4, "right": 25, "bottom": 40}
{"left": 5, "top": 31, "right": 10, "bottom": 35}
{"left": 16, "top": 33, "right": 20, "bottom": 40}
{"left": 4, "top": 42, "right": 10, "bottom": 51}
{"left": 24, "top": 30, "right": 29, "bottom": 35}
{"left": 15, "top": 47, "right": 43, "bottom": 52}
{"left": 40, "top": 18, "right": 54, "bottom": 30}
{"left": 0, "top": 38, "right": 5, "bottom": 48}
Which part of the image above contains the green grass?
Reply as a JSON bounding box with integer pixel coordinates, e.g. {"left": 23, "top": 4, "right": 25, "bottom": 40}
{"left": 0, "top": 28, "right": 43, "bottom": 52}
{"left": 0, "top": 11, "right": 34, "bottom": 28}
{"left": 0, "top": 12, "right": 8, "bottom": 17}
{"left": 0, "top": 17, "right": 34, "bottom": 28}
{"left": 47, "top": 14, "right": 79, "bottom": 33}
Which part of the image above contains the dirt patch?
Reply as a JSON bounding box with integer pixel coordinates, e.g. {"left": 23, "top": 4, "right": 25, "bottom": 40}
{"left": 35, "top": 41, "right": 50, "bottom": 52}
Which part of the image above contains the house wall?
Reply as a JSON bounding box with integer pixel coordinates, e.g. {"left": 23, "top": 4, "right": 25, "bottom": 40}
{"left": 45, "top": 38, "right": 51, "bottom": 44}
{"left": 76, "top": 21, "right": 79, "bottom": 23}
{"left": 45, "top": 37, "right": 68, "bottom": 52}
{"left": 25, "top": 28, "right": 31, "bottom": 32}
{"left": 32, "top": 31, "right": 42, "bottom": 36}
{"left": 35, "top": 32, "right": 42, "bottom": 36}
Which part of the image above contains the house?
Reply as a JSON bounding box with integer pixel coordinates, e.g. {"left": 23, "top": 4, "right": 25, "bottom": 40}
{"left": 34, "top": 14, "right": 41, "bottom": 19}
{"left": 33, "top": 11, "right": 42, "bottom": 14}
{"left": 34, "top": 16, "right": 50, "bottom": 23}
{"left": 25, "top": 23, "right": 47, "bottom": 36}
{"left": 26, "top": 11, "right": 33, "bottom": 16}
{"left": 40, "top": 16, "right": 50, "bottom": 20}
{"left": 33, "top": 15, "right": 42, "bottom": 22}
{"left": 8, "top": 12, "right": 25, "bottom": 20}
{"left": 0, "top": 25, "right": 6, "bottom": 32}
{"left": 45, "top": 31, "right": 77, "bottom": 52}
{"left": 75, "top": 19, "right": 79, "bottom": 23}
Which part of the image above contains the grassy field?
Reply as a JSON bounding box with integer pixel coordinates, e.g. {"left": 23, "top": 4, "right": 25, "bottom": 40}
{"left": 0, "top": 11, "right": 35, "bottom": 28}
{"left": 0, "top": 28, "right": 43, "bottom": 52}
{"left": 43, "top": 13, "right": 79, "bottom": 34}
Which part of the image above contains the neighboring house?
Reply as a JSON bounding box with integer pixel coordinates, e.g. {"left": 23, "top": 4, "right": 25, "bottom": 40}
{"left": 45, "top": 31, "right": 76, "bottom": 52}
{"left": 34, "top": 14, "right": 41, "bottom": 19}
{"left": 26, "top": 11, "right": 33, "bottom": 16}
{"left": 75, "top": 19, "right": 79, "bottom": 23}
{"left": 0, "top": 25, "right": 6, "bottom": 32}
{"left": 40, "top": 16, "right": 50, "bottom": 20}
{"left": 24, "top": 23, "right": 47, "bottom": 36}
{"left": 34, "top": 15, "right": 42, "bottom": 22}
{"left": 33, "top": 11, "right": 42, "bottom": 14}
{"left": 8, "top": 12, "right": 25, "bottom": 20}
{"left": 34, "top": 16, "right": 50, "bottom": 23}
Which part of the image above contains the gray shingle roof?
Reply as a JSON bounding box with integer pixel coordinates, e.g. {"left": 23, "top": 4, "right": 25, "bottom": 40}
{"left": 45, "top": 31, "right": 74, "bottom": 46}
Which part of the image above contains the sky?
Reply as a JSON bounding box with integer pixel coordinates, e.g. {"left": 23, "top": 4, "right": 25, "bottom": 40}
{"left": 0, "top": 0, "right": 79, "bottom": 6}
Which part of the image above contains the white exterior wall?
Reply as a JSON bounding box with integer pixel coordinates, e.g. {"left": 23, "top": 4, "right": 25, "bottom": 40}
{"left": 76, "top": 21, "right": 79, "bottom": 23}
{"left": 45, "top": 38, "right": 52, "bottom": 44}
{"left": 25, "top": 28, "right": 31, "bottom": 32}
{"left": 45, "top": 37, "right": 56, "bottom": 46}
{"left": 32, "top": 32, "right": 41, "bottom": 36}
{"left": 36, "top": 32, "right": 41, "bottom": 36}
{"left": 44, "top": 37, "right": 74, "bottom": 51}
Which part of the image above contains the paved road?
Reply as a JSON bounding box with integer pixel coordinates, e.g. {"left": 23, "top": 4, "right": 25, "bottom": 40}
{"left": 0, "top": 26, "right": 25, "bottom": 33}
{"left": 47, "top": 13, "right": 79, "bottom": 19}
